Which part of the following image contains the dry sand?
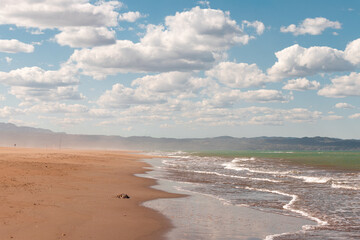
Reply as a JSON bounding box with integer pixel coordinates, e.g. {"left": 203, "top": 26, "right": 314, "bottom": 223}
{"left": 0, "top": 147, "right": 181, "bottom": 240}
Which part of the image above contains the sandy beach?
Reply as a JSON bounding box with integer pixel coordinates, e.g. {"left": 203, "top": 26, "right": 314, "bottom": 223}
{"left": 0, "top": 147, "right": 181, "bottom": 240}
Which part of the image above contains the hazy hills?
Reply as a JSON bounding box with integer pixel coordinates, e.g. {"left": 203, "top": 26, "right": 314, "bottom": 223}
{"left": 0, "top": 122, "right": 359, "bottom": 151}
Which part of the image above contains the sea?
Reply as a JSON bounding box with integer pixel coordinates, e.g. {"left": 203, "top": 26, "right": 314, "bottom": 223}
{"left": 141, "top": 151, "right": 360, "bottom": 240}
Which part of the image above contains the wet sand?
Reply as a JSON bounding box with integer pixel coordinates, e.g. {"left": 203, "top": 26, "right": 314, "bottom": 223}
{"left": 0, "top": 147, "right": 181, "bottom": 240}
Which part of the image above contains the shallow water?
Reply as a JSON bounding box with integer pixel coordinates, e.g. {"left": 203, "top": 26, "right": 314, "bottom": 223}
{"left": 141, "top": 160, "right": 314, "bottom": 240}
{"left": 145, "top": 152, "right": 360, "bottom": 240}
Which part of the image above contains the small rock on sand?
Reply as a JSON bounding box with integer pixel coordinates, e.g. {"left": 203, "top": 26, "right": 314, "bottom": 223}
{"left": 116, "top": 193, "right": 130, "bottom": 199}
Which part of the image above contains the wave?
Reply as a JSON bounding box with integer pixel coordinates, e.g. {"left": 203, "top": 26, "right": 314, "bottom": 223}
{"left": 291, "top": 175, "right": 331, "bottom": 184}
{"left": 190, "top": 170, "right": 281, "bottom": 183}
{"left": 223, "top": 162, "right": 292, "bottom": 175}
{"left": 167, "top": 155, "right": 191, "bottom": 158}
{"left": 331, "top": 183, "right": 360, "bottom": 191}
{"left": 173, "top": 185, "right": 233, "bottom": 206}
{"left": 232, "top": 157, "right": 256, "bottom": 162}
{"left": 224, "top": 162, "right": 335, "bottom": 185}
{"left": 264, "top": 231, "right": 295, "bottom": 240}
{"left": 245, "top": 187, "right": 328, "bottom": 226}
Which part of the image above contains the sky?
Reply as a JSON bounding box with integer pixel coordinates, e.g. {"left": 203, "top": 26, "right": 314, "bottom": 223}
{"left": 0, "top": 0, "right": 359, "bottom": 139}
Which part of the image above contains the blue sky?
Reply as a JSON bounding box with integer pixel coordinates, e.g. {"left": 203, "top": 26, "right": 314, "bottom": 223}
{"left": 0, "top": 0, "right": 359, "bottom": 139}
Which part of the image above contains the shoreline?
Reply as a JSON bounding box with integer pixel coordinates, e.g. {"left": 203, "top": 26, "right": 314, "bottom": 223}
{"left": 0, "top": 147, "right": 182, "bottom": 240}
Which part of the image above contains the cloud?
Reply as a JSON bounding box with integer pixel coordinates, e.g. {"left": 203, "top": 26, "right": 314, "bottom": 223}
{"left": 0, "top": 0, "right": 122, "bottom": 29}
{"left": 29, "top": 29, "right": 45, "bottom": 35}
{"left": 0, "top": 66, "right": 82, "bottom": 102}
{"left": 69, "top": 7, "right": 251, "bottom": 78}
{"left": 97, "top": 102, "right": 324, "bottom": 127}
{"left": 192, "top": 106, "right": 322, "bottom": 126}
{"left": 197, "top": 1, "right": 210, "bottom": 8}
{"left": 9, "top": 86, "right": 84, "bottom": 102}
{"left": 318, "top": 72, "right": 360, "bottom": 98}
{"left": 334, "top": 103, "right": 355, "bottom": 109}
{"left": 344, "top": 38, "right": 360, "bottom": 65}
{"left": 204, "top": 88, "right": 290, "bottom": 108}
{"left": 283, "top": 108, "right": 322, "bottom": 123}
{"left": 54, "top": 27, "right": 116, "bottom": 48}
{"left": 131, "top": 72, "right": 197, "bottom": 93}
{"left": 97, "top": 71, "right": 210, "bottom": 108}
{"left": 349, "top": 113, "right": 360, "bottom": 119}
{"left": 118, "top": 11, "right": 147, "bottom": 22}
{"left": 280, "top": 17, "right": 341, "bottom": 35}
{"left": 0, "top": 1, "right": 122, "bottom": 48}
{"left": 58, "top": 117, "right": 85, "bottom": 126}
{"left": 204, "top": 89, "right": 242, "bottom": 108}
{"left": 88, "top": 108, "right": 115, "bottom": 118}
{"left": 5, "top": 57, "right": 12, "bottom": 63}
{"left": 283, "top": 78, "right": 320, "bottom": 91}
{"left": 0, "top": 106, "right": 23, "bottom": 118}
{"left": 240, "top": 89, "right": 291, "bottom": 103}
{"left": 0, "top": 39, "right": 34, "bottom": 53}
{"left": 267, "top": 43, "right": 354, "bottom": 79}
{"left": 28, "top": 103, "right": 88, "bottom": 114}
{"left": 0, "top": 66, "right": 78, "bottom": 88}
{"left": 205, "top": 62, "right": 270, "bottom": 88}
{"left": 322, "top": 115, "right": 343, "bottom": 120}
{"left": 97, "top": 83, "right": 165, "bottom": 108}
{"left": 242, "top": 20, "right": 265, "bottom": 35}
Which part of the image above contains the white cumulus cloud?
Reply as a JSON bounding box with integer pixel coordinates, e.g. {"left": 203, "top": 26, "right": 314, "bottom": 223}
{"left": 28, "top": 103, "right": 88, "bottom": 114}
{"left": 318, "top": 72, "right": 360, "bottom": 98}
{"left": 97, "top": 83, "right": 165, "bottom": 108}
{"left": 344, "top": 38, "right": 360, "bottom": 65}
{"left": 119, "top": 11, "right": 147, "bottom": 22}
{"left": 54, "top": 27, "right": 116, "bottom": 48}
{"left": 0, "top": 39, "right": 34, "bottom": 53}
{"left": 0, "top": 66, "right": 82, "bottom": 102}
{"left": 334, "top": 103, "right": 355, "bottom": 109}
{"left": 206, "top": 62, "right": 270, "bottom": 88}
{"left": 0, "top": 0, "right": 122, "bottom": 48}
{"left": 5, "top": 57, "right": 13, "bottom": 63}
{"left": 268, "top": 43, "right": 354, "bottom": 80}
{"left": 281, "top": 17, "right": 341, "bottom": 36}
{"left": 283, "top": 78, "right": 320, "bottom": 91}
{"left": 131, "top": 72, "right": 197, "bottom": 93}
{"left": 322, "top": 115, "right": 343, "bottom": 120}
{"left": 204, "top": 88, "right": 291, "bottom": 108}
{"left": 0, "top": 66, "right": 79, "bottom": 87}
{"left": 69, "top": 7, "right": 251, "bottom": 78}
{"left": 0, "top": 106, "right": 23, "bottom": 118}
{"left": 349, "top": 113, "right": 360, "bottom": 119}
{"left": 240, "top": 89, "right": 291, "bottom": 103}
{"left": 242, "top": 20, "right": 265, "bottom": 35}
{"left": 0, "top": 0, "right": 122, "bottom": 29}
{"left": 9, "top": 86, "right": 83, "bottom": 102}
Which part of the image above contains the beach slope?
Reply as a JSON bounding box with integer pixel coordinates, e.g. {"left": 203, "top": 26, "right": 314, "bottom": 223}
{"left": 0, "top": 148, "right": 179, "bottom": 240}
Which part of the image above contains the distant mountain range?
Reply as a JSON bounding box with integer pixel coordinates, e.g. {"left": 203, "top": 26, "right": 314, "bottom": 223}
{"left": 0, "top": 122, "right": 359, "bottom": 151}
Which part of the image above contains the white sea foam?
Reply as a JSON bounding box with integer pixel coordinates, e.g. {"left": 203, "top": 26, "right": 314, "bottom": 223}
{"left": 245, "top": 187, "right": 328, "bottom": 226}
{"left": 291, "top": 175, "right": 331, "bottom": 184}
{"left": 223, "top": 162, "right": 292, "bottom": 175}
{"left": 264, "top": 231, "right": 294, "bottom": 240}
{"left": 162, "top": 159, "right": 179, "bottom": 167}
{"left": 232, "top": 157, "right": 256, "bottom": 162}
{"left": 224, "top": 162, "right": 335, "bottom": 185}
{"left": 331, "top": 183, "right": 360, "bottom": 191}
{"left": 189, "top": 170, "right": 281, "bottom": 183}
{"left": 168, "top": 155, "right": 191, "bottom": 158}
{"left": 173, "top": 185, "right": 233, "bottom": 206}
